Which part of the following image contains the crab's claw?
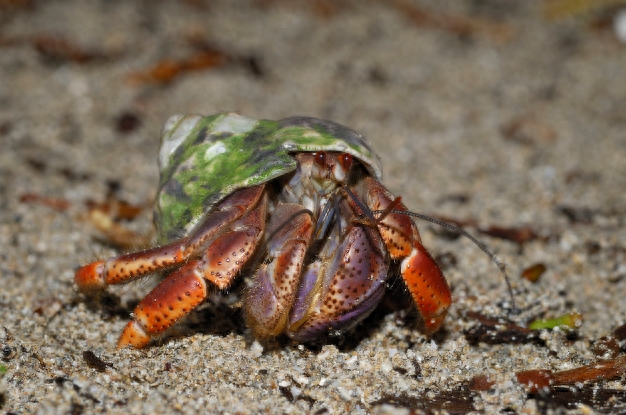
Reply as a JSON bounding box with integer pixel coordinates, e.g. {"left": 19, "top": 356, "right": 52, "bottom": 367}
{"left": 401, "top": 241, "right": 451, "bottom": 332}
{"left": 355, "top": 176, "right": 452, "bottom": 333}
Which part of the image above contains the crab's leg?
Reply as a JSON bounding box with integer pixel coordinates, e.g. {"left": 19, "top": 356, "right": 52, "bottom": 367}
{"left": 355, "top": 177, "right": 452, "bottom": 332}
{"left": 244, "top": 203, "right": 314, "bottom": 339}
{"left": 75, "top": 185, "right": 265, "bottom": 291}
{"left": 118, "top": 192, "right": 267, "bottom": 348}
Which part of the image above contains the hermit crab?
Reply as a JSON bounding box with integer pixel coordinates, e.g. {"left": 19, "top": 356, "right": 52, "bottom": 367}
{"left": 75, "top": 113, "right": 452, "bottom": 349}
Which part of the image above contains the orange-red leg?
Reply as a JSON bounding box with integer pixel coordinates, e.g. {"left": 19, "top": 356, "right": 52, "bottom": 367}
{"left": 74, "top": 185, "right": 265, "bottom": 292}
{"left": 400, "top": 237, "right": 451, "bottom": 332}
{"left": 357, "top": 177, "right": 452, "bottom": 332}
{"left": 117, "top": 193, "right": 268, "bottom": 348}
{"left": 118, "top": 261, "right": 207, "bottom": 348}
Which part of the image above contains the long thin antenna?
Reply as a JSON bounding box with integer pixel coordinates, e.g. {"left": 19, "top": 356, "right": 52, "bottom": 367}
{"left": 375, "top": 209, "right": 519, "bottom": 315}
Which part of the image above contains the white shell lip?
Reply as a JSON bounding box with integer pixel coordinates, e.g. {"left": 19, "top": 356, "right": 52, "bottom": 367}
{"left": 281, "top": 140, "right": 382, "bottom": 180}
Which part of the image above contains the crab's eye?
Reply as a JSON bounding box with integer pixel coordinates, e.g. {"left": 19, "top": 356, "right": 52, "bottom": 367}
{"left": 339, "top": 153, "right": 353, "bottom": 170}
{"left": 314, "top": 151, "right": 327, "bottom": 167}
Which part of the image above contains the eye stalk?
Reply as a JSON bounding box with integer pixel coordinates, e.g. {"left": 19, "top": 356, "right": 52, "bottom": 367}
{"left": 314, "top": 151, "right": 327, "bottom": 167}
{"left": 314, "top": 151, "right": 352, "bottom": 171}
{"left": 340, "top": 153, "right": 352, "bottom": 171}
{"left": 307, "top": 151, "right": 351, "bottom": 184}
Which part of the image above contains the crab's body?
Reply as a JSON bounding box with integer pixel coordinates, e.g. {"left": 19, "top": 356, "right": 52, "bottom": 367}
{"left": 75, "top": 113, "right": 451, "bottom": 349}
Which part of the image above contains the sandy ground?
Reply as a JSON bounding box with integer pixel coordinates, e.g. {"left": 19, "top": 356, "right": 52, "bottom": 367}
{"left": 1, "top": 1, "right": 626, "bottom": 414}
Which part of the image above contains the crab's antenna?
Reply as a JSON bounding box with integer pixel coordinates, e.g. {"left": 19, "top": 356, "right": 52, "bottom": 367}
{"left": 375, "top": 209, "right": 518, "bottom": 316}
{"left": 343, "top": 186, "right": 377, "bottom": 222}
{"left": 314, "top": 198, "right": 336, "bottom": 240}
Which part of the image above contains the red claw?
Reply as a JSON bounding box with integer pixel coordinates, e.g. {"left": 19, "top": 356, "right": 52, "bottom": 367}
{"left": 402, "top": 242, "right": 451, "bottom": 332}
{"left": 355, "top": 176, "right": 452, "bottom": 333}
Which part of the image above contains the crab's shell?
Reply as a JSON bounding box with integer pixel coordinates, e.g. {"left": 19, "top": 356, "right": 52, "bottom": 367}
{"left": 155, "top": 113, "right": 382, "bottom": 243}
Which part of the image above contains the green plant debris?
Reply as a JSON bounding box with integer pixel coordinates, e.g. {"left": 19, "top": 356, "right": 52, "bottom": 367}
{"left": 528, "top": 313, "right": 583, "bottom": 330}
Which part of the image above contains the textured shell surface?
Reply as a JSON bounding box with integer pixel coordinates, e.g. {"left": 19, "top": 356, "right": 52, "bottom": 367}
{"left": 155, "top": 113, "right": 382, "bottom": 242}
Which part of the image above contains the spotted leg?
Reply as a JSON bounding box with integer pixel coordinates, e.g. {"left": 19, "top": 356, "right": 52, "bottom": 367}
{"left": 356, "top": 176, "right": 452, "bottom": 332}
{"left": 117, "top": 191, "right": 268, "bottom": 348}
{"left": 74, "top": 185, "right": 266, "bottom": 291}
